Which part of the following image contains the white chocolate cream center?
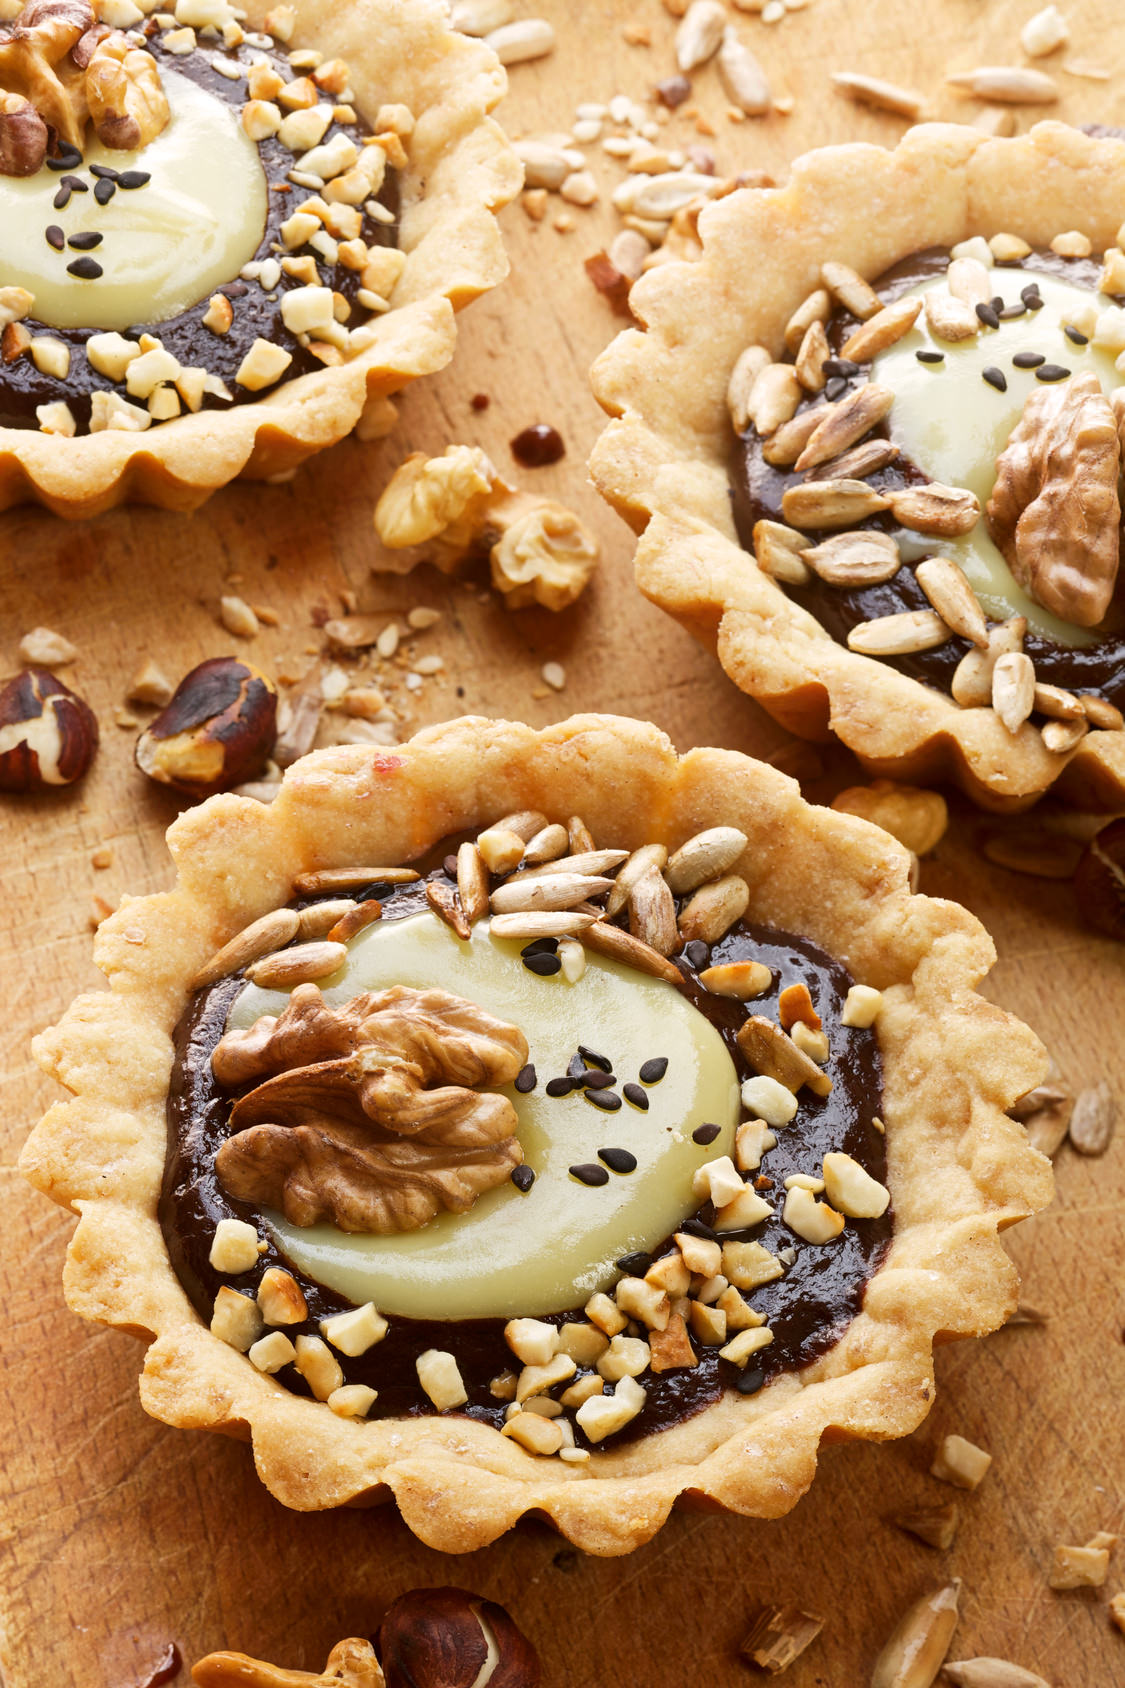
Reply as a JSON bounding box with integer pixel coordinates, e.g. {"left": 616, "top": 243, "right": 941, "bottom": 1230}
{"left": 875, "top": 271, "right": 1124, "bottom": 646}
{"left": 1, "top": 69, "right": 267, "bottom": 333}
{"left": 228, "top": 911, "right": 741, "bottom": 1320}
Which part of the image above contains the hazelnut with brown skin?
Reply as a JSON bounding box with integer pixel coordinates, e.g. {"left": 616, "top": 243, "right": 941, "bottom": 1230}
{"left": 0, "top": 667, "right": 98, "bottom": 791}
{"left": 135, "top": 656, "right": 277, "bottom": 798}
{"left": 1073, "top": 816, "right": 1125, "bottom": 941}
{"left": 379, "top": 1588, "right": 540, "bottom": 1688}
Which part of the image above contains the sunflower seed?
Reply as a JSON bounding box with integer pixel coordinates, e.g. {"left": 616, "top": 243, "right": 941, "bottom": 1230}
{"left": 831, "top": 70, "right": 925, "bottom": 119}
{"left": 752, "top": 519, "right": 813, "bottom": 585}
{"left": 245, "top": 940, "right": 347, "bottom": 988}
{"left": 665, "top": 826, "right": 749, "bottom": 893}
{"left": 297, "top": 899, "right": 357, "bottom": 939}
{"left": 508, "top": 849, "right": 629, "bottom": 884}
{"left": 847, "top": 609, "right": 952, "bottom": 656}
{"left": 795, "top": 320, "right": 830, "bottom": 392}
{"left": 1079, "top": 693, "right": 1124, "bottom": 730}
{"left": 567, "top": 815, "right": 595, "bottom": 853}
{"left": 951, "top": 617, "right": 1026, "bottom": 707}
{"left": 490, "top": 873, "right": 615, "bottom": 914}
{"left": 522, "top": 822, "right": 570, "bottom": 865}
{"left": 946, "top": 65, "right": 1059, "bottom": 103}
{"left": 821, "top": 260, "right": 881, "bottom": 320}
{"left": 746, "top": 363, "right": 802, "bottom": 435}
{"left": 675, "top": 0, "right": 725, "bottom": 70}
{"left": 943, "top": 1661, "right": 1050, "bottom": 1688}
{"left": 888, "top": 483, "right": 981, "bottom": 536}
{"left": 1041, "top": 716, "right": 1088, "bottom": 754}
{"left": 784, "top": 288, "right": 831, "bottom": 354}
{"left": 486, "top": 17, "right": 556, "bottom": 63}
{"left": 327, "top": 900, "right": 382, "bottom": 943}
{"left": 581, "top": 919, "right": 684, "bottom": 983}
{"left": 727, "top": 345, "right": 773, "bottom": 432}
{"left": 804, "top": 530, "right": 902, "bottom": 586}
{"left": 992, "top": 651, "right": 1036, "bottom": 734}
{"left": 292, "top": 867, "right": 419, "bottom": 893}
{"left": 762, "top": 406, "right": 826, "bottom": 466}
{"left": 1068, "top": 1081, "right": 1117, "bottom": 1155}
{"left": 495, "top": 809, "right": 549, "bottom": 842}
{"left": 678, "top": 874, "right": 750, "bottom": 943}
{"left": 426, "top": 880, "right": 471, "bottom": 939}
{"left": 1009, "top": 1082, "right": 1073, "bottom": 1154}
{"left": 839, "top": 295, "right": 922, "bottom": 363}
{"left": 457, "top": 842, "right": 490, "bottom": 922}
{"left": 915, "top": 558, "right": 988, "bottom": 647}
{"left": 1033, "top": 683, "right": 1084, "bottom": 722}
{"left": 605, "top": 842, "right": 669, "bottom": 918}
{"left": 718, "top": 25, "right": 771, "bottom": 114}
{"left": 782, "top": 478, "right": 892, "bottom": 529}
{"left": 794, "top": 383, "right": 894, "bottom": 469}
{"left": 870, "top": 1580, "right": 961, "bottom": 1688}
{"left": 451, "top": 0, "right": 513, "bottom": 33}
{"left": 699, "top": 960, "right": 773, "bottom": 998}
{"left": 805, "top": 437, "right": 900, "bottom": 481}
{"left": 490, "top": 911, "right": 598, "bottom": 940}
{"left": 190, "top": 908, "right": 302, "bottom": 989}
{"left": 629, "top": 865, "right": 679, "bottom": 955}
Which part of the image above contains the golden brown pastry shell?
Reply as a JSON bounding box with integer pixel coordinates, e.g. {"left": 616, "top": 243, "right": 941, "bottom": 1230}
{"left": 590, "top": 121, "right": 1125, "bottom": 813}
{"left": 0, "top": 0, "right": 521, "bottom": 519}
{"left": 21, "top": 714, "right": 1052, "bottom": 1555}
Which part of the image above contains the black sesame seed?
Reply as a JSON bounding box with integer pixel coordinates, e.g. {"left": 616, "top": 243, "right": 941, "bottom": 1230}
{"left": 998, "top": 303, "right": 1027, "bottom": 320}
{"left": 117, "top": 169, "right": 151, "bottom": 189}
{"left": 692, "top": 1122, "right": 721, "bottom": 1145}
{"left": 67, "top": 230, "right": 103, "bottom": 250}
{"left": 990, "top": 295, "right": 1005, "bottom": 312}
{"left": 586, "top": 1089, "right": 622, "bottom": 1112}
{"left": 622, "top": 1082, "right": 649, "bottom": 1110}
{"left": 982, "top": 366, "right": 1007, "bottom": 392}
{"left": 824, "top": 375, "right": 848, "bottom": 401}
{"left": 679, "top": 1217, "right": 716, "bottom": 1240}
{"left": 521, "top": 937, "right": 559, "bottom": 957}
{"left": 915, "top": 349, "right": 944, "bottom": 364}
{"left": 60, "top": 175, "right": 87, "bottom": 193}
{"left": 1025, "top": 293, "right": 1045, "bottom": 312}
{"left": 523, "top": 952, "right": 561, "bottom": 977}
{"left": 510, "top": 1164, "right": 535, "bottom": 1192}
{"left": 581, "top": 1070, "right": 616, "bottom": 1091}
{"left": 545, "top": 1076, "right": 576, "bottom": 1098}
{"left": 734, "top": 1365, "right": 766, "bottom": 1395}
{"left": 639, "top": 1057, "right": 668, "bottom": 1084}
{"left": 46, "top": 148, "right": 81, "bottom": 171}
{"left": 975, "top": 302, "right": 1000, "bottom": 330}
{"left": 570, "top": 1162, "right": 609, "bottom": 1187}
{"left": 90, "top": 163, "right": 120, "bottom": 180}
{"left": 1035, "top": 363, "right": 1070, "bottom": 382}
{"left": 616, "top": 1251, "right": 651, "bottom": 1274}
{"left": 598, "top": 1147, "right": 637, "bottom": 1174}
{"left": 66, "top": 256, "right": 103, "bottom": 279}
{"left": 94, "top": 178, "right": 116, "bottom": 205}
{"left": 1020, "top": 283, "right": 1042, "bottom": 302}
{"left": 578, "top": 1045, "right": 612, "bottom": 1071}
{"left": 822, "top": 357, "right": 860, "bottom": 378}
{"left": 515, "top": 1063, "right": 537, "bottom": 1094}
{"left": 567, "top": 1052, "right": 587, "bottom": 1079}
{"left": 52, "top": 185, "right": 71, "bottom": 209}
{"left": 45, "top": 225, "right": 65, "bottom": 250}
{"left": 1064, "top": 325, "right": 1089, "bottom": 346}
{"left": 1012, "top": 351, "right": 1045, "bottom": 368}
{"left": 683, "top": 939, "right": 710, "bottom": 969}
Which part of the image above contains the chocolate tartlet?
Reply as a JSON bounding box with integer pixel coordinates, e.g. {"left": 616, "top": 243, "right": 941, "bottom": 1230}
{"left": 22, "top": 715, "right": 1051, "bottom": 1555}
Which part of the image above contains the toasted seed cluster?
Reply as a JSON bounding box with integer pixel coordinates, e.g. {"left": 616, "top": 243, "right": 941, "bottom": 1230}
{"left": 196, "top": 808, "right": 890, "bottom": 1451}
{"left": 734, "top": 239, "right": 1125, "bottom": 748}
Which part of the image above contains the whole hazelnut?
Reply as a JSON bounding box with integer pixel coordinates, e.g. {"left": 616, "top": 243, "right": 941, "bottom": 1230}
{"left": 378, "top": 1587, "right": 540, "bottom": 1688}
{"left": 135, "top": 657, "right": 277, "bottom": 798}
{"left": 1073, "top": 816, "right": 1125, "bottom": 941}
{"left": 0, "top": 667, "right": 98, "bottom": 792}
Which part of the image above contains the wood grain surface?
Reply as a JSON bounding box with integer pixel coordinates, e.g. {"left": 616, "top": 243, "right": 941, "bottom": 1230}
{"left": 3, "top": 1, "right": 1125, "bottom": 1684}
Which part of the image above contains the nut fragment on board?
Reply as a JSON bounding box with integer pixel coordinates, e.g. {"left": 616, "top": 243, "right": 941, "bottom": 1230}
{"left": 1020, "top": 5, "right": 1068, "bottom": 57}
{"left": 1008, "top": 1082, "right": 1073, "bottom": 1156}
{"left": 871, "top": 1580, "right": 961, "bottom": 1688}
{"left": 1067, "top": 1081, "right": 1117, "bottom": 1155}
{"left": 888, "top": 1501, "right": 961, "bottom": 1551}
{"left": 945, "top": 66, "right": 1059, "bottom": 102}
{"left": 831, "top": 70, "right": 925, "bottom": 118}
{"left": 739, "top": 1604, "right": 824, "bottom": 1673}
{"left": 930, "top": 1433, "right": 991, "bottom": 1490}
{"left": 1048, "top": 1536, "right": 1116, "bottom": 1588}
{"left": 942, "top": 1663, "right": 1050, "bottom": 1687}
{"left": 18, "top": 626, "right": 77, "bottom": 666}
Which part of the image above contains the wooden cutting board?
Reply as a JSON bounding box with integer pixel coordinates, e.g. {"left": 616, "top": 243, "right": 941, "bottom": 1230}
{"left": 2, "top": 2, "right": 1124, "bottom": 1683}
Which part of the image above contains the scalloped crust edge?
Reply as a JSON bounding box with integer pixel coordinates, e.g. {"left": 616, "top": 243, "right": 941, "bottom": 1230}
{"left": 20, "top": 713, "right": 1052, "bottom": 1556}
{"left": 0, "top": 0, "right": 522, "bottom": 519}
{"left": 589, "top": 121, "right": 1125, "bottom": 814}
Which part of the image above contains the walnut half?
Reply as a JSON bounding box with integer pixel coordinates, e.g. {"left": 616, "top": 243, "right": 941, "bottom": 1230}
{"left": 986, "top": 372, "right": 1120, "bottom": 627}
{"left": 85, "top": 30, "right": 168, "bottom": 149}
{"left": 213, "top": 983, "right": 528, "bottom": 1234}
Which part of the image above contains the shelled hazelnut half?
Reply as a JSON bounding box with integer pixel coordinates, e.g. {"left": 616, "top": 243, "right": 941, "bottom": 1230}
{"left": 0, "top": 667, "right": 98, "bottom": 792}
{"left": 135, "top": 657, "right": 277, "bottom": 798}
{"left": 378, "top": 1588, "right": 541, "bottom": 1688}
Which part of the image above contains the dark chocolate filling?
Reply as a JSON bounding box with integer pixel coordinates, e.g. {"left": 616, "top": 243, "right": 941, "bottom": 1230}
{"left": 729, "top": 247, "right": 1125, "bottom": 705}
{"left": 161, "top": 857, "right": 890, "bottom": 1446}
{"left": 1, "top": 25, "right": 398, "bottom": 433}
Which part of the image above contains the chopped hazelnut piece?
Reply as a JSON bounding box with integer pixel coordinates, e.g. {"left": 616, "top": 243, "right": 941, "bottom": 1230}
{"left": 210, "top": 1285, "right": 263, "bottom": 1351}
{"left": 714, "top": 1187, "right": 773, "bottom": 1232}
{"left": 716, "top": 1286, "right": 765, "bottom": 1332}
{"left": 719, "top": 1325, "right": 773, "bottom": 1365}
{"left": 235, "top": 337, "right": 294, "bottom": 391}
{"left": 675, "top": 1230, "right": 722, "bottom": 1277}
{"left": 248, "top": 1330, "right": 297, "bottom": 1373}
{"left": 778, "top": 981, "right": 821, "bottom": 1031}
{"left": 597, "top": 1335, "right": 652, "bottom": 1381}
{"left": 740, "top": 1605, "right": 824, "bottom": 1674}
{"left": 822, "top": 1151, "right": 890, "bottom": 1218}
{"left": 699, "top": 960, "right": 772, "bottom": 999}
{"left": 783, "top": 1185, "right": 846, "bottom": 1244}
{"left": 614, "top": 1276, "right": 670, "bottom": 1331}
{"left": 502, "top": 1411, "right": 564, "bottom": 1456}
{"left": 722, "top": 1239, "right": 783, "bottom": 1289}
{"left": 1048, "top": 1537, "right": 1115, "bottom": 1589}
{"left": 202, "top": 293, "right": 233, "bottom": 335}
{"left": 689, "top": 1301, "right": 727, "bottom": 1346}
{"left": 740, "top": 1075, "right": 799, "bottom": 1126}
{"left": 930, "top": 1432, "right": 992, "bottom": 1490}
{"left": 575, "top": 1375, "right": 646, "bottom": 1440}
{"left": 415, "top": 1348, "right": 468, "bottom": 1410}
{"left": 560, "top": 1373, "right": 604, "bottom": 1409}
{"left": 504, "top": 1317, "right": 559, "bottom": 1366}
{"left": 516, "top": 1353, "right": 576, "bottom": 1402}
{"left": 735, "top": 1120, "right": 777, "bottom": 1171}
{"left": 645, "top": 1249, "right": 692, "bottom": 1297}
{"left": 691, "top": 1154, "right": 744, "bottom": 1207}
{"left": 841, "top": 984, "right": 882, "bottom": 1028}
{"left": 294, "top": 1334, "right": 344, "bottom": 1401}
{"left": 585, "top": 1290, "right": 628, "bottom": 1336}
{"left": 257, "top": 1266, "right": 308, "bottom": 1326}
{"left": 888, "top": 1500, "right": 960, "bottom": 1551}
{"left": 208, "top": 1217, "right": 262, "bottom": 1273}
{"left": 327, "top": 1383, "right": 377, "bottom": 1418}
{"left": 649, "top": 1313, "right": 698, "bottom": 1372}
{"left": 319, "top": 1302, "right": 387, "bottom": 1357}
{"left": 555, "top": 1322, "right": 609, "bottom": 1366}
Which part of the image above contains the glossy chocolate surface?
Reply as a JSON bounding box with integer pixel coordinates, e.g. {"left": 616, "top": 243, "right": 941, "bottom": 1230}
{"left": 729, "top": 248, "right": 1125, "bottom": 704}
{"left": 161, "top": 866, "right": 890, "bottom": 1445}
{"left": 0, "top": 27, "right": 398, "bottom": 432}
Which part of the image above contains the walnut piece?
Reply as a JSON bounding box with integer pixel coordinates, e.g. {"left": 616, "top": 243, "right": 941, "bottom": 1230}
{"left": 213, "top": 983, "right": 528, "bottom": 1234}
{"left": 986, "top": 373, "right": 1120, "bottom": 627}
{"left": 85, "top": 31, "right": 168, "bottom": 148}
{"left": 0, "top": 0, "right": 94, "bottom": 155}
{"left": 489, "top": 491, "right": 599, "bottom": 610}
{"left": 193, "top": 1636, "right": 385, "bottom": 1688}
{"left": 0, "top": 88, "right": 45, "bottom": 172}
{"left": 374, "top": 445, "right": 496, "bottom": 550}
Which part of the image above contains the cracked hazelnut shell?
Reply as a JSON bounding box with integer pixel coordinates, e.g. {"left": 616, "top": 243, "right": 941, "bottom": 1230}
{"left": 378, "top": 1587, "right": 540, "bottom": 1688}
{"left": 135, "top": 656, "right": 277, "bottom": 798}
{"left": 0, "top": 667, "right": 98, "bottom": 792}
{"left": 1073, "top": 816, "right": 1125, "bottom": 941}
